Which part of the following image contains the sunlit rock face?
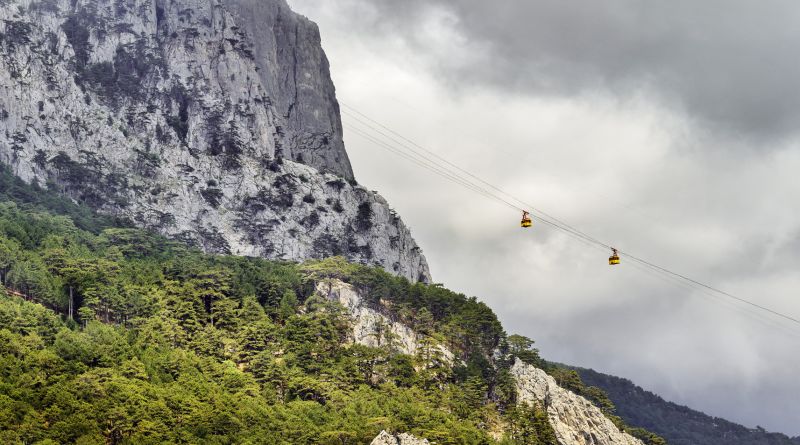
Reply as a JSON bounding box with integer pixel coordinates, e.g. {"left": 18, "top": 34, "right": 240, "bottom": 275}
{"left": 327, "top": 280, "right": 645, "bottom": 444}
{"left": 0, "top": 0, "right": 430, "bottom": 282}
{"left": 511, "top": 359, "right": 645, "bottom": 445}
{"left": 319, "top": 280, "right": 420, "bottom": 354}
{"left": 370, "top": 430, "right": 430, "bottom": 445}
{"left": 318, "top": 280, "right": 454, "bottom": 364}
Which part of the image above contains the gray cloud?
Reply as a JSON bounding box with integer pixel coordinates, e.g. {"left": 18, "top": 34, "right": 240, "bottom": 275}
{"left": 333, "top": 0, "right": 800, "bottom": 141}
{"left": 289, "top": 0, "right": 800, "bottom": 435}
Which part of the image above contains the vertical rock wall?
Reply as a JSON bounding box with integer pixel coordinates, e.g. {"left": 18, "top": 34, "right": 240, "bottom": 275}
{"left": 0, "top": 0, "right": 429, "bottom": 282}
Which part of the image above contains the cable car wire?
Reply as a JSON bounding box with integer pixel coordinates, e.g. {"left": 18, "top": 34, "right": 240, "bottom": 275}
{"left": 340, "top": 103, "right": 800, "bottom": 328}
{"left": 345, "top": 123, "right": 523, "bottom": 211}
{"left": 344, "top": 113, "right": 525, "bottom": 211}
{"left": 342, "top": 105, "right": 617, "bottom": 248}
{"left": 620, "top": 251, "right": 800, "bottom": 325}
{"left": 342, "top": 107, "right": 619, "bottom": 250}
{"left": 619, "top": 254, "right": 800, "bottom": 338}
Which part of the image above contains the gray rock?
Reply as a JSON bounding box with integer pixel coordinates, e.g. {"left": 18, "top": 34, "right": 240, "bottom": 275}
{"left": 370, "top": 430, "right": 430, "bottom": 445}
{"left": 324, "top": 281, "right": 645, "bottom": 444}
{"left": 0, "top": 0, "right": 430, "bottom": 282}
{"left": 223, "top": 0, "right": 352, "bottom": 179}
{"left": 319, "top": 280, "right": 454, "bottom": 364}
{"left": 511, "top": 358, "right": 645, "bottom": 445}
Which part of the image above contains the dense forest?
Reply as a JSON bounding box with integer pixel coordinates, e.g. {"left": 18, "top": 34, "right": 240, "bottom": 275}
{"left": 575, "top": 367, "right": 800, "bottom": 445}
{"left": 0, "top": 168, "right": 662, "bottom": 444}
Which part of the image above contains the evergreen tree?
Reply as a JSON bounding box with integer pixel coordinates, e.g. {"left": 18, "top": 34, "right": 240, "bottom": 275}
{"left": 0, "top": 189, "right": 670, "bottom": 445}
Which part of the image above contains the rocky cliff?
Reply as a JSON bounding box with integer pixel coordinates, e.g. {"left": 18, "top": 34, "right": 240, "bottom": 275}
{"left": 0, "top": 0, "right": 430, "bottom": 282}
{"left": 512, "top": 359, "right": 645, "bottom": 445}
{"left": 576, "top": 366, "right": 800, "bottom": 445}
{"left": 326, "top": 280, "right": 644, "bottom": 445}
{"left": 319, "top": 279, "right": 454, "bottom": 364}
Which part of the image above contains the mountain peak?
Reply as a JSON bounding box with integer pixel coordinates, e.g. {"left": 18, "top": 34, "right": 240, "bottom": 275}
{"left": 0, "top": 0, "right": 429, "bottom": 282}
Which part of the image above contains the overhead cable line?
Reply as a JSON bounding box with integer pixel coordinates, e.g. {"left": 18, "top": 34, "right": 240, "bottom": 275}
{"left": 345, "top": 123, "right": 522, "bottom": 211}
{"left": 620, "top": 255, "right": 800, "bottom": 337}
{"left": 342, "top": 110, "right": 614, "bottom": 247}
{"left": 340, "top": 102, "right": 800, "bottom": 328}
{"left": 342, "top": 105, "right": 615, "bottom": 249}
{"left": 345, "top": 116, "right": 597, "bottom": 243}
{"left": 620, "top": 251, "right": 800, "bottom": 325}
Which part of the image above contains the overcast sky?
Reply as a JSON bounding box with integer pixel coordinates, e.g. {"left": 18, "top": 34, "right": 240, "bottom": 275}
{"left": 288, "top": 0, "right": 800, "bottom": 435}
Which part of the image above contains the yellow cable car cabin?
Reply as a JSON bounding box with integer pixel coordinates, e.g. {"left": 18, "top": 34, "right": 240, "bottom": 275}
{"left": 521, "top": 211, "right": 532, "bottom": 228}
{"left": 608, "top": 248, "right": 620, "bottom": 265}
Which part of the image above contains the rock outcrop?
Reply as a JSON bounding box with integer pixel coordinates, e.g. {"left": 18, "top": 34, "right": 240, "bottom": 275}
{"left": 323, "top": 281, "right": 647, "bottom": 444}
{"left": 511, "top": 358, "right": 645, "bottom": 445}
{"left": 370, "top": 431, "right": 429, "bottom": 445}
{"left": 318, "top": 280, "right": 454, "bottom": 364}
{"left": 0, "top": 0, "right": 430, "bottom": 282}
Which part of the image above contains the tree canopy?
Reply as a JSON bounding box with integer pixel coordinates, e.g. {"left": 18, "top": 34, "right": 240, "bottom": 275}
{"left": 0, "top": 175, "right": 666, "bottom": 444}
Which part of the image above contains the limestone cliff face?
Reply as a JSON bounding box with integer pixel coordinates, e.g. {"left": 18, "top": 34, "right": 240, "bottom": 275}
{"left": 325, "top": 281, "right": 641, "bottom": 445}
{"left": 370, "top": 431, "right": 429, "bottom": 445}
{"left": 222, "top": 0, "right": 349, "bottom": 177}
{"left": 511, "top": 359, "right": 645, "bottom": 445}
{"left": 0, "top": 0, "right": 429, "bottom": 282}
{"left": 318, "top": 280, "right": 454, "bottom": 364}
{"left": 319, "top": 280, "right": 420, "bottom": 355}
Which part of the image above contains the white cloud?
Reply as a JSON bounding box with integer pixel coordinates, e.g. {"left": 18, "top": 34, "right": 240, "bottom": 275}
{"left": 291, "top": 0, "right": 800, "bottom": 434}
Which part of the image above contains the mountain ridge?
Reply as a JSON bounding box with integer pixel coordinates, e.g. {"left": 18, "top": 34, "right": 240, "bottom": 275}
{"left": 0, "top": 0, "right": 430, "bottom": 282}
{"left": 574, "top": 366, "right": 800, "bottom": 445}
{"left": 0, "top": 172, "right": 651, "bottom": 444}
{"left": 0, "top": 135, "right": 782, "bottom": 445}
{"left": 0, "top": 0, "right": 792, "bottom": 443}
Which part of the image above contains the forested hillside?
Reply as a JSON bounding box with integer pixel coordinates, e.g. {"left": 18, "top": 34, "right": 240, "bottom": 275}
{"left": 0, "top": 172, "right": 567, "bottom": 444}
{"left": 0, "top": 166, "right": 676, "bottom": 444}
{"left": 575, "top": 367, "right": 800, "bottom": 445}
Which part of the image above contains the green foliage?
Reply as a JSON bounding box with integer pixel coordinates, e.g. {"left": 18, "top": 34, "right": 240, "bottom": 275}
{"left": 0, "top": 177, "right": 668, "bottom": 444}
{"left": 501, "top": 403, "right": 558, "bottom": 445}
{"left": 576, "top": 367, "right": 798, "bottom": 445}
{"left": 506, "top": 334, "right": 544, "bottom": 368}
{"left": 62, "top": 15, "right": 91, "bottom": 69}
{"left": 0, "top": 200, "right": 502, "bottom": 443}
{"left": 0, "top": 291, "right": 500, "bottom": 444}
{"left": 355, "top": 202, "right": 373, "bottom": 231}
{"left": 166, "top": 86, "right": 191, "bottom": 143}
{"left": 301, "top": 258, "right": 505, "bottom": 363}
{"left": 628, "top": 428, "right": 669, "bottom": 445}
